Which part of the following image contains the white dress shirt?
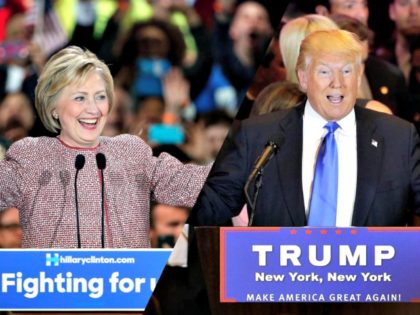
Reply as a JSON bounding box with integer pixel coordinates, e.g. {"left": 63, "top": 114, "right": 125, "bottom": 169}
{"left": 302, "top": 101, "right": 358, "bottom": 227}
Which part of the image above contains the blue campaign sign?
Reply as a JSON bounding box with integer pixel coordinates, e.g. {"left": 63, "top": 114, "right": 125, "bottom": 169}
{"left": 0, "top": 249, "right": 171, "bottom": 311}
{"left": 220, "top": 227, "right": 420, "bottom": 303}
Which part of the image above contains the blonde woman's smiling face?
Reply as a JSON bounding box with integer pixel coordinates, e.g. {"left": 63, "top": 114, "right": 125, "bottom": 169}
{"left": 54, "top": 71, "right": 109, "bottom": 147}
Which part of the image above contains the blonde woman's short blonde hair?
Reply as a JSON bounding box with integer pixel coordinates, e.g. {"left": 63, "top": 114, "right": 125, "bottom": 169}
{"left": 35, "top": 46, "right": 114, "bottom": 133}
{"left": 250, "top": 81, "right": 305, "bottom": 116}
{"left": 280, "top": 14, "right": 339, "bottom": 84}
{"left": 296, "top": 29, "right": 364, "bottom": 75}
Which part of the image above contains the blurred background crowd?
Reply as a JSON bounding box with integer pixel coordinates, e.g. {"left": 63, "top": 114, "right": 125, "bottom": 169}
{"left": 0, "top": 0, "right": 418, "bottom": 251}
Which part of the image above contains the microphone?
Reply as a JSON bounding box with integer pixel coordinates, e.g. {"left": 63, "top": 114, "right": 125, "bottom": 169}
{"left": 60, "top": 170, "right": 71, "bottom": 187}
{"left": 96, "top": 153, "right": 106, "bottom": 170}
{"left": 74, "top": 154, "right": 85, "bottom": 248}
{"left": 29, "top": 170, "right": 52, "bottom": 214}
{"left": 39, "top": 170, "right": 53, "bottom": 186}
{"left": 96, "top": 153, "right": 106, "bottom": 248}
{"left": 244, "top": 135, "right": 284, "bottom": 226}
{"left": 75, "top": 154, "right": 86, "bottom": 170}
{"left": 50, "top": 170, "right": 71, "bottom": 247}
{"left": 28, "top": 170, "right": 52, "bottom": 225}
{"left": 247, "top": 136, "right": 284, "bottom": 184}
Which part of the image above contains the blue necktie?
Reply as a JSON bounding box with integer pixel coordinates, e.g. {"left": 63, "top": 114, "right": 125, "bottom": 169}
{"left": 308, "top": 122, "right": 339, "bottom": 226}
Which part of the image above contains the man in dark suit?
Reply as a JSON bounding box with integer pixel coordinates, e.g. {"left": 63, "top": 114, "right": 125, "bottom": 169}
{"left": 148, "top": 28, "right": 420, "bottom": 315}
{"left": 189, "top": 29, "right": 420, "bottom": 227}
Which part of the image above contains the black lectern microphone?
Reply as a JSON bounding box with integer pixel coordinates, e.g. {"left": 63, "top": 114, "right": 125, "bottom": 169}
{"left": 28, "top": 170, "right": 52, "bottom": 219}
{"left": 74, "top": 154, "right": 85, "bottom": 248}
{"left": 49, "top": 170, "right": 71, "bottom": 247}
{"left": 96, "top": 153, "right": 106, "bottom": 248}
{"left": 245, "top": 135, "right": 284, "bottom": 226}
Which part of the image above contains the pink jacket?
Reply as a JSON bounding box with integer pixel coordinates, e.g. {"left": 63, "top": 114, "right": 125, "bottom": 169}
{"left": 0, "top": 135, "right": 210, "bottom": 248}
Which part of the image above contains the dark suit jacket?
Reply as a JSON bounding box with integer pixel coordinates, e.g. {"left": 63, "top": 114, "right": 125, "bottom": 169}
{"left": 189, "top": 103, "right": 420, "bottom": 227}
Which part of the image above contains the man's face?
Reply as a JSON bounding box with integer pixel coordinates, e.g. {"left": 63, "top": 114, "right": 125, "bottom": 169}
{"left": 205, "top": 123, "right": 230, "bottom": 159}
{"left": 136, "top": 26, "right": 170, "bottom": 58}
{"left": 0, "top": 208, "right": 22, "bottom": 248}
{"left": 0, "top": 93, "right": 34, "bottom": 131}
{"left": 150, "top": 204, "right": 188, "bottom": 247}
{"left": 389, "top": 0, "right": 420, "bottom": 35}
{"left": 330, "top": 0, "right": 369, "bottom": 25}
{"left": 298, "top": 52, "right": 363, "bottom": 121}
{"left": 229, "top": 1, "right": 273, "bottom": 46}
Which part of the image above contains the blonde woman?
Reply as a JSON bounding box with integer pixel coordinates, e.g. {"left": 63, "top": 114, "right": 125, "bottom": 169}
{"left": 0, "top": 46, "right": 209, "bottom": 248}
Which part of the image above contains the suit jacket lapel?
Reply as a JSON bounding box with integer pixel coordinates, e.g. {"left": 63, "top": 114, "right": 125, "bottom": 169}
{"left": 352, "top": 107, "right": 384, "bottom": 226}
{"left": 275, "top": 103, "right": 306, "bottom": 226}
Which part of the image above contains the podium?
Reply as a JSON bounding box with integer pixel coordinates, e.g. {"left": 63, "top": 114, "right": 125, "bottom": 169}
{"left": 195, "top": 226, "right": 420, "bottom": 315}
{"left": 0, "top": 249, "right": 172, "bottom": 314}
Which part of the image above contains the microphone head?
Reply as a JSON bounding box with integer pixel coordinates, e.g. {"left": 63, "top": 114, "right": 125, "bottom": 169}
{"left": 39, "top": 170, "right": 52, "bottom": 186}
{"left": 96, "top": 153, "right": 106, "bottom": 170}
{"left": 267, "top": 135, "right": 284, "bottom": 152}
{"left": 59, "top": 170, "right": 71, "bottom": 186}
{"left": 75, "top": 154, "right": 85, "bottom": 170}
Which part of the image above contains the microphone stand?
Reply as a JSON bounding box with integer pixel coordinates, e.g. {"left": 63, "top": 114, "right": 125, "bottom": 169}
{"left": 75, "top": 168, "right": 82, "bottom": 248}
{"left": 96, "top": 153, "right": 106, "bottom": 249}
{"left": 244, "top": 138, "right": 283, "bottom": 226}
{"left": 100, "top": 168, "right": 105, "bottom": 248}
{"left": 244, "top": 170, "right": 264, "bottom": 227}
{"left": 74, "top": 154, "right": 85, "bottom": 248}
